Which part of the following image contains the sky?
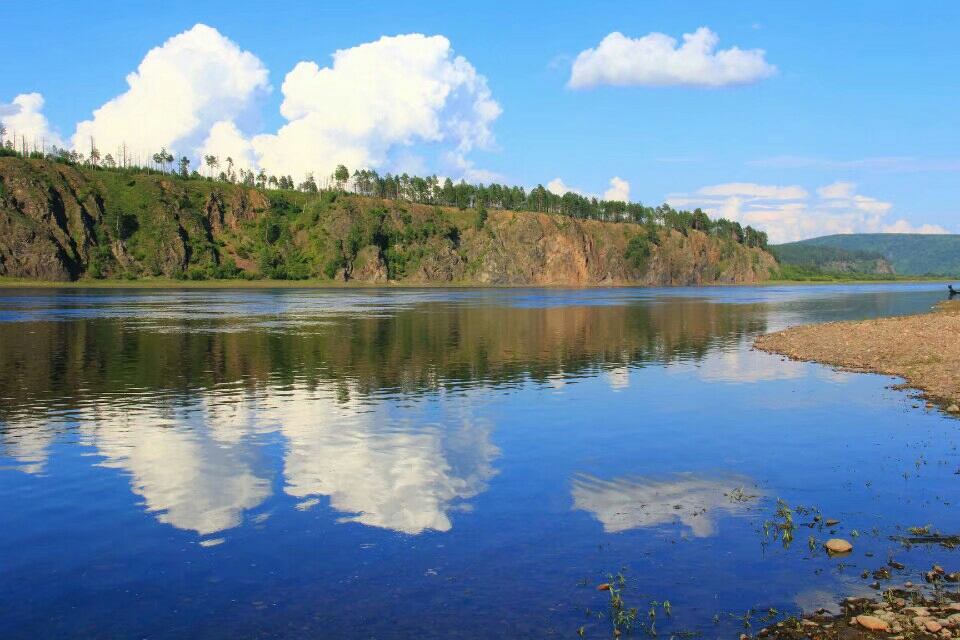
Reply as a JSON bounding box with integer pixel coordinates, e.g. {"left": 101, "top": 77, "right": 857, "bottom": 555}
{"left": 2, "top": 1, "right": 959, "bottom": 243}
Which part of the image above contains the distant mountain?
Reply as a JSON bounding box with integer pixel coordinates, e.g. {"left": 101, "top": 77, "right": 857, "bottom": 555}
{"left": 769, "top": 243, "right": 895, "bottom": 276}
{"left": 776, "top": 234, "right": 960, "bottom": 276}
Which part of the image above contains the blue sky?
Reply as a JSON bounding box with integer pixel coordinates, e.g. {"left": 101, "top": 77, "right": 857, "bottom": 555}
{"left": 3, "top": 1, "right": 959, "bottom": 242}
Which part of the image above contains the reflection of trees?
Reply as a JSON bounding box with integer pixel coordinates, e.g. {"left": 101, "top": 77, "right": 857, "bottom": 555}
{"left": 571, "top": 472, "right": 762, "bottom": 537}
{"left": 0, "top": 297, "right": 766, "bottom": 534}
{"left": 0, "top": 298, "right": 768, "bottom": 415}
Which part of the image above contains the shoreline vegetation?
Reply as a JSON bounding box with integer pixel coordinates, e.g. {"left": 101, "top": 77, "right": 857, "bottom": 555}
{"left": 0, "top": 275, "right": 950, "bottom": 289}
{"left": 755, "top": 298, "right": 960, "bottom": 410}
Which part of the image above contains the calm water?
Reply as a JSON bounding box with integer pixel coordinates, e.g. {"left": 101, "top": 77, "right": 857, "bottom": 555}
{"left": 1, "top": 284, "right": 957, "bottom": 638}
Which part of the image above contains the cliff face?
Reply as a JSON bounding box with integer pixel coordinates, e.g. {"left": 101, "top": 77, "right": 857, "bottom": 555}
{"left": 0, "top": 158, "right": 777, "bottom": 285}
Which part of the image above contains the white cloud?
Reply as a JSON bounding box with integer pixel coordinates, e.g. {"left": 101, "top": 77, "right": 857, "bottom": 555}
{"left": 882, "top": 219, "right": 949, "bottom": 234}
{"left": 18, "top": 27, "right": 500, "bottom": 182}
{"left": 668, "top": 181, "right": 946, "bottom": 243}
{"left": 603, "top": 176, "right": 630, "bottom": 201}
{"left": 547, "top": 177, "right": 579, "bottom": 195}
{"left": 199, "top": 120, "right": 258, "bottom": 173}
{"left": 72, "top": 24, "right": 269, "bottom": 162}
{"left": 0, "top": 93, "right": 63, "bottom": 149}
{"left": 747, "top": 155, "right": 960, "bottom": 172}
{"left": 816, "top": 181, "right": 856, "bottom": 200}
{"left": 698, "top": 182, "right": 807, "bottom": 200}
{"left": 547, "top": 176, "right": 630, "bottom": 201}
{"left": 252, "top": 34, "right": 501, "bottom": 180}
{"left": 569, "top": 28, "right": 776, "bottom": 89}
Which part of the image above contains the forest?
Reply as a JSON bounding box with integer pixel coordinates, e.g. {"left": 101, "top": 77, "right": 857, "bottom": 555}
{"left": 0, "top": 130, "right": 769, "bottom": 251}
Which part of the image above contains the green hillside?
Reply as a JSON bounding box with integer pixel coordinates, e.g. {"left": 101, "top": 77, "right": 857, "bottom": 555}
{"left": 781, "top": 234, "right": 960, "bottom": 276}
{"left": 769, "top": 243, "right": 895, "bottom": 277}
{"left": 0, "top": 156, "right": 777, "bottom": 285}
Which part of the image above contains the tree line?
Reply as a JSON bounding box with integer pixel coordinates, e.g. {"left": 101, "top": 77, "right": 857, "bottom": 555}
{"left": 0, "top": 128, "right": 769, "bottom": 250}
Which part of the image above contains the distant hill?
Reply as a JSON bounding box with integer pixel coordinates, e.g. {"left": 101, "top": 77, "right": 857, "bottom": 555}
{"left": 776, "top": 234, "right": 960, "bottom": 276}
{"left": 769, "top": 243, "right": 895, "bottom": 277}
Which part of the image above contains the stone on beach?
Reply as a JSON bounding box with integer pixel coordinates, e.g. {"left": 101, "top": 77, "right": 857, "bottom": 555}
{"left": 855, "top": 615, "right": 889, "bottom": 631}
{"left": 824, "top": 538, "right": 852, "bottom": 554}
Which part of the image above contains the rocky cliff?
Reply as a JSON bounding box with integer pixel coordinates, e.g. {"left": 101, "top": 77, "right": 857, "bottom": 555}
{"left": 0, "top": 158, "right": 777, "bottom": 284}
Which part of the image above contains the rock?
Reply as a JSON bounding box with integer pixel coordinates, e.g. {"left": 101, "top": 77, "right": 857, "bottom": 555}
{"left": 926, "top": 403, "right": 936, "bottom": 409}
{"left": 856, "top": 615, "right": 889, "bottom": 631}
{"left": 904, "top": 607, "right": 930, "bottom": 617}
{"left": 947, "top": 404, "right": 959, "bottom": 413}
{"left": 825, "top": 518, "right": 840, "bottom": 526}
{"left": 945, "top": 572, "right": 959, "bottom": 582}
{"left": 904, "top": 581, "right": 913, "bottom": 588}
{"left": 933, "top": 565, "right": 945, "bottom": 575}
{"left": 596, "top": 583, "right": 611, "bottom": 591}
{"left": 824, "top": 538, "right": 853, "bottom": 554}
{"left": 925, "top": 620, "right": 943, "bottom": 633}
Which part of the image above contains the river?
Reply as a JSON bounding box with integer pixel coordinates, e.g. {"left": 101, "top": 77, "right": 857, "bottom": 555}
{"left": 0, "top": 284, "right": 956, "bottom": 638}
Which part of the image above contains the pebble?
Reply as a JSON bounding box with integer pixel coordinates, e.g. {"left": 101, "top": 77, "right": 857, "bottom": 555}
{"left": 824, "top": 538, "right": 852, "bottom": 554}
{"left": 825, "top": 518, "right": 840, "bottom": 526}
{"left": 596, "top": 583, "right": 611, "bottom": 591}
{"left": 925, "top": 620, "right": 943, "bottom": 633}
{"left": 856, "top": 615, "right": 889, "bottom": 631}
{"left": 947, "top": 404, "right": 959, "bottom": 412}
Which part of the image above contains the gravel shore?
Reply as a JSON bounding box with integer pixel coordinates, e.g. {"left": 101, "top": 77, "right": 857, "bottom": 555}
{"left": 754, "top": 299, "right": 960, "bottom": 409}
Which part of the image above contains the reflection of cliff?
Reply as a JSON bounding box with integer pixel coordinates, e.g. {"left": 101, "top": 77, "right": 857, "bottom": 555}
{"left": 571, "top": 472, "right": 761, "bottom": 537}
{"left": 0, "top": 297, "right": 768, "bottom": 417}
{"left": 1, "top": 384, "right": 497, "bottom": 537}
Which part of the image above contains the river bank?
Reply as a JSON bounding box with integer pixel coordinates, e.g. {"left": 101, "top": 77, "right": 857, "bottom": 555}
{"left": 755, "top": 298, "right": 960, "bottom": 409}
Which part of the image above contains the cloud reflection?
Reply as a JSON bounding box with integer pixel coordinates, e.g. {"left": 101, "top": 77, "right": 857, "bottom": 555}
{"left": 4, "top": 384, "right": 500, "bottom": 537}
{"left": 271, "top": 388, "right": 499, "bottom": 534}
{"left": 81, "top": 401, "right": 272, "bottom": 536}
{"left": 572, "top": 472, "right": 761, "bottom": 537}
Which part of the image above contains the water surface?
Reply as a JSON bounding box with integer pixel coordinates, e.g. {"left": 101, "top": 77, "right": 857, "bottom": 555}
{"left": 1, "top": 284, "right": 957, "bottom": 638}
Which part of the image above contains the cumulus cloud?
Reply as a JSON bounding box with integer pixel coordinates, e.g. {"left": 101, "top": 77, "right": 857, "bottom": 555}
{"left": 19, "top": 26, "right": 500, "bottom": 181}
{"left": 252, "top": 34, "right": 501, "bottom": 179}
{"left": 569, "top": 28, "right": 776, "bottom": 89}
{"left": 0, "top": 93, "right": 63, "bottom": 148}
{"left": 546, "top": 176, "right": 630, "bottom": 201}
{"left": 547, "top": 177, "right": 579, "bottom": 195}
{"left": 199, "top": 120, "right": 258, "bottom": 173}
{"left": 72, "top": 24, "right": 269, "bottom": 162}
{"left": 882, "top": 219, "right": 950, "bottom": 234}
{"left": 668, "top": 180, "right": 947, "bottom": 243}
{"left": 603, "top": 176, "right": 630, "bottom": 201}
{"left": 698, "top": 182, "right": 807, "bottom": 200}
